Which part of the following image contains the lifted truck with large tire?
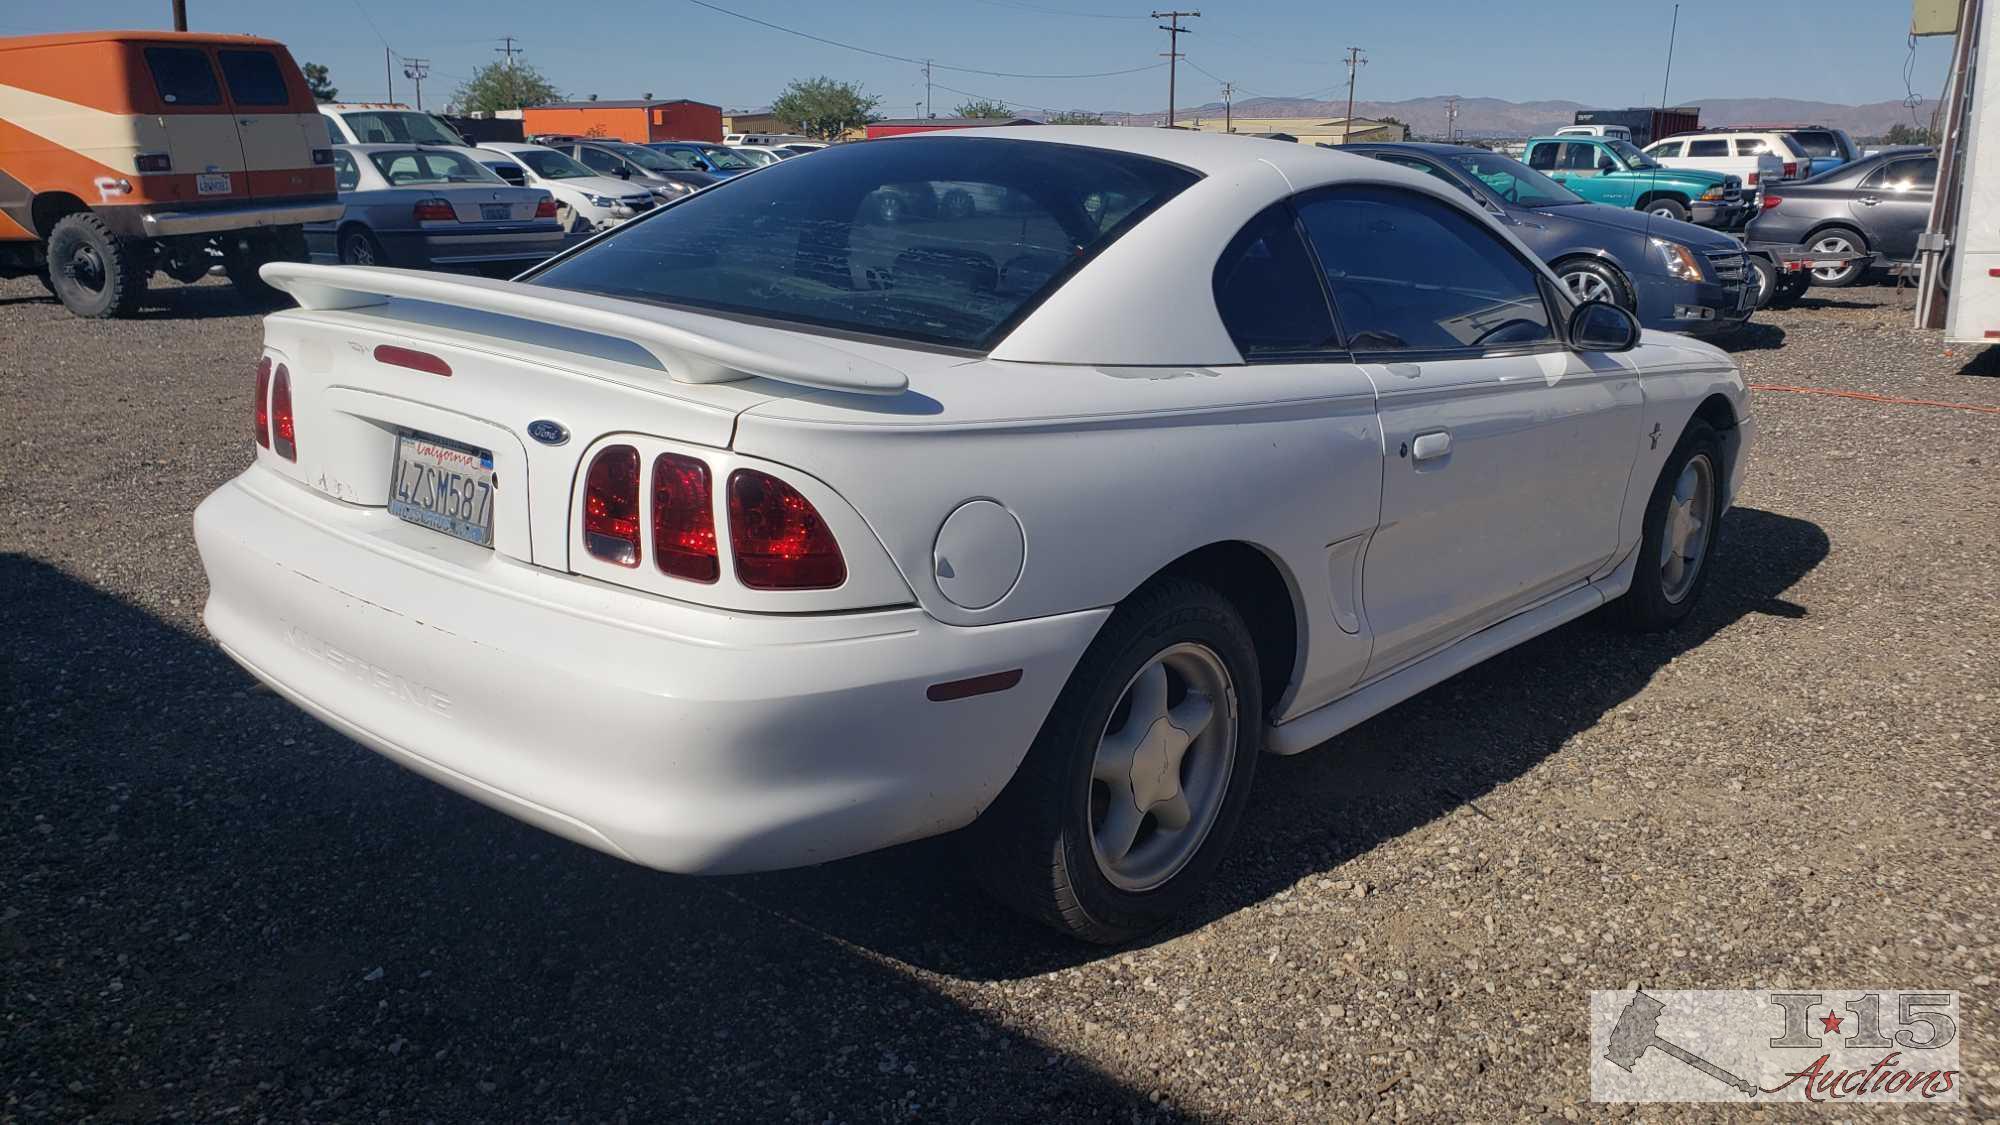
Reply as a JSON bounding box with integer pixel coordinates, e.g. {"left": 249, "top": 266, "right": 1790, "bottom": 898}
{"left": 0, "top": 30, "right": 341, "bottom": 317}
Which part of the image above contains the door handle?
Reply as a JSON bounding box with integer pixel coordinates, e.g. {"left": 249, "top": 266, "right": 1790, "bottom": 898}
{"left": 1411, "top": 431, "right": 1452, "bottom": 462}
{"left": 1857, "top": 196, "right": 1880, "bottom": 206}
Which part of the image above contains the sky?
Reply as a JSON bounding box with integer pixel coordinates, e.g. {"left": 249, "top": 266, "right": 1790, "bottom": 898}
{"left": 2, "top": 1, "right": 1959, "bottom": 117}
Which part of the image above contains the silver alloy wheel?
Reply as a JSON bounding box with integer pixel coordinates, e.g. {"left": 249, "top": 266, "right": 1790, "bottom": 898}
{"left": 1088, "top": 642, "right": 1237, "bottom": 893}
{"left": 346, "top": 235, "right": 376, "bottom": 266}
{"left": 1660, "top": 453, "right": 1715, "bottom": 604}
{"left": 1562, "top": 269, "right": 1614, "bottom": 305}
{"left": 1810, "top": 233, "right": 1860, "bottom": 283}
{"left": 1650, "top": 203, "right": 1679, "bottom": 217}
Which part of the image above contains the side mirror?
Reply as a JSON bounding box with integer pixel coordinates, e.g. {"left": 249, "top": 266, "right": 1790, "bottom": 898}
{"left": 616, "top": 165, "right": 631, "bottom": 178}
{"left": 1569, "top": 300, "right": 1640, "bottom": 353}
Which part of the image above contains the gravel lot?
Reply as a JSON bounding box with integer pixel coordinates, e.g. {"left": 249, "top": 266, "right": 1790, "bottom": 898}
{"left": 2, "top": 276, "right": 1996, "bottom": 1122}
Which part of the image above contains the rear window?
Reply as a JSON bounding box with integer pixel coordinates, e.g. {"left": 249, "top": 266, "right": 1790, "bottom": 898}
{"left": 217, "top": 49, "right": 290, "bottom": 106}
{"left": 527, "top": 136, "right": 1200, "bottom": 351}
{"left": 337, "top": 111, "right": 465, "bottom": 146}
{"left": 369, "top": 150, "right": 502, "bottom": 185}
{"left": 1788, "top": 130, "right": 1839, "bottom": 158}
{"left": 143, "top": 47, "right": 222, "bottom": 107}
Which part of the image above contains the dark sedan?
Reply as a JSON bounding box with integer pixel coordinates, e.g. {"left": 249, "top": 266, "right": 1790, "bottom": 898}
{"left": 1746, "top": 148, "right": 1935, "bottom": 286}
{"left": 1346, "top": 143, "right": 1754, "bottom": 337}
{"left": 561, "top": 141, "right": 720, "bottom": 200}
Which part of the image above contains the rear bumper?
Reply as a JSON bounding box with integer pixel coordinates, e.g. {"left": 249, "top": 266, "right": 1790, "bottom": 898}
{"left": 193, "top": 469, "right": 1105, "bottom": 874}
{"left": 142, "top": 199, "right": 345, "bottom": 238}
{"left": 1689, "top": 199, "right": 1753, "bottom": 229}
{"left": 380, "top": 228, "right": 567, "bottom": 267}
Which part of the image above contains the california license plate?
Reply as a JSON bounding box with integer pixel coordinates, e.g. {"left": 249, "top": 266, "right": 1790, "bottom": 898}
{"left": 388, "top": 432, "right": 495, "bottom": 548}
{"left": 196, "top": 173, "right": 232, "bottom": 195}
{"left": 480, "top": 203, "right": 510, "bottom": 220}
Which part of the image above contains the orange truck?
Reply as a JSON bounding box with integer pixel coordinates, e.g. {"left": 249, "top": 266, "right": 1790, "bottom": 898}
{"left": 0, "top": 30, "right": 341, "bottom": 317}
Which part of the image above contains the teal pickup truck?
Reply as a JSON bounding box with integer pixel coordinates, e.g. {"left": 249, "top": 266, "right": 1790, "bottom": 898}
{"left": 1522, "top": 136, "right": 1753, "bottom": 229}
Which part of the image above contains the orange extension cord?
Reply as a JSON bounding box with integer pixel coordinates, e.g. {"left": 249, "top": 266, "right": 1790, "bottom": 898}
{"left": 1748, "top": 383, "right": 2000, "bottom": 415}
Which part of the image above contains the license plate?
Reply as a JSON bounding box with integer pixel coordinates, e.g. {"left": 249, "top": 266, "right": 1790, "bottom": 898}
{"left": 196, "top": 173, "right": 232, "bottom": 195}
{"left": 481, "top": 203, "right": 510, "bottom": 220}
{"left": 388, "top": 432, "right": 495, "bottom": 548}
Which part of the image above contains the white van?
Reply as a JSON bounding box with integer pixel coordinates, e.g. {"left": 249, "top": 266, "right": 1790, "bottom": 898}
{"left": 319, "top": 103, "right": 467, "bottom": 147}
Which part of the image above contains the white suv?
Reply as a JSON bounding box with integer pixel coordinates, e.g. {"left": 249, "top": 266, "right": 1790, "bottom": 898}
{"left": 1644, "top": 132, "right": 1806, "bottom": 194}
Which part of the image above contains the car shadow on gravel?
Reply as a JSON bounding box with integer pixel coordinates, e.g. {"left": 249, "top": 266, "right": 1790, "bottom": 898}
{"left": 0, "top": 280, "right": 273, "bottom": 320}
{"left": 1715, "top": 322, "right": 1786, "bottom": 352}
{"left": 0, "top": 555, "right": 1186, "bottom": 1122}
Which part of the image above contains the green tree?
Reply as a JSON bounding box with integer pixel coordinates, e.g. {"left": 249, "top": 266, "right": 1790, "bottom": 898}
{"left": 1884, "top": 122, "right": 1936, "bottom": 146}
{"left": 302, "top": 62, "right": 337, "bottom": 102}
{"left": 770, "top": 76, "right": 881, "bottom": 141}
{"left": 955, "top": 98, "right": 1012, "bottom": 119}
{"left": 452, "top": 60, "right": 560, "bottom": 115}
{"left": 1047, "top": 110, "right": 1104, "bottom": 125}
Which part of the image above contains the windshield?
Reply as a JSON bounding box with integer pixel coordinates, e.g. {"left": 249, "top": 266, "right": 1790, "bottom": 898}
{"left": 368, "top": 149, "right": 501, "bottom": 185}
{"left": 338, "top": 110, "right": 466, "bottom": 146}
{"left": 511, "top": 148, "right": 593, "bottom": 180}
{"left": 1608, "top": 140, "right": 1659, "bottom": 169}
{"left": 697, "top": 145, "right": 752, "bottom": 170}
{"left": 637, "top": 145, "right": 707, "bottom": 171}
{"left": 1443, "top": 151, "right": 1585, "bottom": 208}
{"left": 526, "top": 136, "right": 1200, "bottom": 350}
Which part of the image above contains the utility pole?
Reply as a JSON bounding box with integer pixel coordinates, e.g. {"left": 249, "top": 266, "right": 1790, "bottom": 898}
{"left": 1341, "top": 46, "right": 1367, "bottom": 144}
{"left": 1151, "top": 10, "right": 1198, "bottom": 128}
{"left": 402, "top": 58, "right": 430, "bottom": 110}
{"left": 385, "top": 46, "right": 394, "bottom": 103}
{"left": 1445, "top": 95, "right": 1459, "bottom": 142}
{"left": 1221, "top": 80, "right": 1234, "bottom": 133}
{"left": 496, "top": 36, "right": 521, "bottom": 110}
{"left": 923, "top": 60, "right": 934, "bottom": 118}
{"left": 171, "top": 0, "right": 187, "bottom": 31}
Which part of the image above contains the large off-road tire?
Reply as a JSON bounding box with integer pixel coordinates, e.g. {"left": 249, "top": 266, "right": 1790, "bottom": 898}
{"left": 1611, "top": 418, "right": 1726, "bottom": 632}
{"left": 224, "top": 226, "right": 307, "bottom": 306}
{"left": 1555, "top": 257, "right": 1636, "bottom": 311}
{"left": 974, "top": 577, "right": 1263, "bottom": 944}
{"left": 46, "top": 213, "right": 147, "bottom": 318}
{"left": 1806, "top": 226, "right": 1868, "bottom": 287}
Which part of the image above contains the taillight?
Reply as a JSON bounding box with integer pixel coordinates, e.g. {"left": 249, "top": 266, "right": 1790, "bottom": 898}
{"left": 727, "top": 469, "right": 845, "bottom": 589}
{"left": 534, "top": 196, "right": 558, "bottom": 219}
{"left": 1762, "top": 194, "right": 1783, "bottom": 211}
{"left": 651, "top": 454, "right": 718, "bottom": 582}
{"left": 254, "top": 356, "right": 271, "bottom": 449}
{"left": 311, "top": 147, "right": 334, "bottom": 166}
{"left": 1747, "top": 172, "right": 1760, "bottom": 185}
{"left": 270, "top": 364, "right": 296, "bottom": 461}
{"left": 583, "top": 446, "right": 642, "bottom": 567}
{"left": 1783, "top": 161, "right": 1797, "bottom": 178}
{"left": 134, "top": 152, "right": 172, "bottom": 173}
{"left": 412, "top": 198, "right": 456, "bottom": 222}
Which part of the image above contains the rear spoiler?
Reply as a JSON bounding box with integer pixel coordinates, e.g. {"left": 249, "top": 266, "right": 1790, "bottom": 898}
{"left": 259, "top": 263, "right": 909, "bottom": 396}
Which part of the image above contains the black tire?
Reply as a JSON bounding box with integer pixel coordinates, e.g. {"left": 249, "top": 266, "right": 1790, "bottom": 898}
{"left": 1554, "top": 257, "right": 1636, "bottom": 311}
{"left": 1770, "top": 271, "right": 1811, "bottom": 307}
{"left": 974, "top": 577, "right": 1263, "bottom": 944}
{"left": 45, "top": 212, "right": 146, "bottom": 318}
{"left": 1746, "top": 255, "right": 1778, "bottom": 309}
{"left": 1611, "top": 418, "right": 1725, "bottom": 632}
{"left": 225, "top": 226, "right": 307, "bottom": 305}
{"left": 1641, "top": 196, "right": 1688, "bottom": 223}
{"left": 1805, "top": 226, "right": 1867, "bottom": 287}
{"left": 337, "top": 226, "right": 388, "bottom": 267}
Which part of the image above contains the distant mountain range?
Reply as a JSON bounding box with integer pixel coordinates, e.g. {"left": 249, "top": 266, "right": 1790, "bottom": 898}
{"left": 1097, "top": 94, "right": 1938, "bottom": 138}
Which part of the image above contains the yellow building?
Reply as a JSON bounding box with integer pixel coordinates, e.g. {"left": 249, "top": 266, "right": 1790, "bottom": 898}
{"left": 1191, "top": 115, "right": 1409, "bottom": 145}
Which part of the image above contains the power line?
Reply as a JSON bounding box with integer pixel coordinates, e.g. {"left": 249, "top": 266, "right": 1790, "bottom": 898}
{"left": 973, "top": 0, "right": 1148, "bottom": 18}
{"left": 683, "top": 0, "right": 1164, "bottom": 79}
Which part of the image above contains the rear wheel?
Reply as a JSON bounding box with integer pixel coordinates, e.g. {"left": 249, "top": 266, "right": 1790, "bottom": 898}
{"left": 1807, "top": 227, "right": 1867, "bottom": 286}
{"left": 975, "top": 577, "right": 1262, "bottom": 943}
{"left": 337, "top": 226, "right": 387, "bottom": 266}
{"left": 1611, "top": 418, "right": 1724, "bottom": 632}
{"left": 1642, "top": 197, "right": 1688, "bottom": 222}
{"left": 46, "top": 212, "right": 146, "bottom": 318}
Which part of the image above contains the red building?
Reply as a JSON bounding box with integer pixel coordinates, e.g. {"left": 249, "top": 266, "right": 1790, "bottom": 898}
{"left": 521, "top": 99, "right": 723, "bottom": 143}
{"left": 864, "top": 117, "right": 1039, "bottom": 139}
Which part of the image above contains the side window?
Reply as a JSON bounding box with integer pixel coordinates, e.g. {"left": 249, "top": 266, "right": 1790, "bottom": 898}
{"left": 323, "top": 115, "right": 344, "bottom": 145}
{"left": 143, "top": 47, "right": 222, "bottom": 107}
{"left": 1737, "top": 139, "right": 1772, "bottom": 156}
{"left": 1883, "top": 157, "right": 1938, "bottom": 191}
{"left": 217, "top": 49, "right": 290, "bottom": 107}
{"left": 1375, "top": 155, "right": 1477, "bottom": 201}
{"left": 1526, "top": 143, "right": 1557, "bottom": 171}
{"left": 1651, "top": 140, "right": 1684, "bottom": 158}
{"left": 1562, "top": 143, "right": 1600, "bottom": 174}
{"left": 331, "top": 150, "right": 360, "bottom": 191}
{"left": 1687, "top": 139, "right": 1729, "bottom": 157}
{"left": 1211, "top": 204, "right": 1339, "bottom": 358}
{"left": 576, "top": 147, "right": 621, "bottom": 174}
{"left": 1297, "top": 186, "right": 1554, "bottom": 354}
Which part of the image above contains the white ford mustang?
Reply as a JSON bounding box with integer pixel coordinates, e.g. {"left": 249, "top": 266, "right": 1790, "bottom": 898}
{"left": 196, "top": 127, "right": 1751, "bottom": 942}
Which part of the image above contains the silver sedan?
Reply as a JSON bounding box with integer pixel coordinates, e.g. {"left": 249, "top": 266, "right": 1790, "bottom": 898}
{"left": 307, "top": 145, "right": 570, "bottom": 275}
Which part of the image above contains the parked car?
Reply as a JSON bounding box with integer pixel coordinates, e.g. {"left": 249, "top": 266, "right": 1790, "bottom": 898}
{"left": 0, "top": 30, "right": 340, "bottom": 317}
{"left": 726, "top": 131, "right": 813, "bottom": 147}
{"left": 562, "top": 140, "right": 715, "bottom": 198}
{"left": 774, "top": 143, "right": 828, "bottom": 157}
{"left": 475, "top": 143, "right": 660, "bottom": 231}
{"left": 644, "top": 141, "right": 755, "bottom": 178}
{"left": 1642, "top": 130, "right": 1801, "bottom": 192}
{"left": 1522, "top": 137, "right": 1749, "bottom": 227}
{"left": 726, "top": 145, "right": 785, "bottom": 167}
{"left": 308, "top": 145, "right": 564, "bottom": 273}
{"left": 1772, "top": 126, "right": 1863, "bottom": 177}
{"left": 1347, "top": 143, "right": 1755, "bottom": 336}
{"left": 197, "top": 129, "right": 1751, "bottom": 943}
{"left": 1746, "top": 148, "right": 1936, "bottom": 286}
{"left": 1554, "top": 124, "right": 1633, "bottom": 142}
{"left": 319, "top": 102, "right": 468, "bottom": 147}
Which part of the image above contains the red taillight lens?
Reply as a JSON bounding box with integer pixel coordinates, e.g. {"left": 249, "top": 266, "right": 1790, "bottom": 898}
{"left": 1783, "top": 161, "right": 1797, "bottom": 178}
{"left": 1761, "top": 194, "right": 1783, "bottom": 211}
{"left": 534, "top": 196, "right": 558, "bottom": 219}
{"left": 254, "top": 356, "right": 271, "bottom": 448}
{"left": 373, "top": 345, "right": 452, "bottom": 377}
{"left": 583, "top": 445, "right": 642, "bottom": 567}
{"left": 412, "top": 198, "right": 456, "bottom": 222}
{"left": 726, "top": 469, "right": 845, "bottom": 589}
{"left": 270, "top": 364, "right": 296, "bottom": 461}
{"left": 651, "top": 454, "right": 718, "bottom": 582}
{"left": 1747, "top": 172, "right": 1760, "bottom": 185}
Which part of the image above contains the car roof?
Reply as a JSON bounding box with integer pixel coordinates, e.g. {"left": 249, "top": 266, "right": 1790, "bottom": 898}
{"left": 899, "top": 124, "right": 1389, "bottom": 181}
{"left": 337, "top": 143, "right": 479, "bottom": 156}
{"left": 0, "top": 29, "right": 283, "bottom": 51}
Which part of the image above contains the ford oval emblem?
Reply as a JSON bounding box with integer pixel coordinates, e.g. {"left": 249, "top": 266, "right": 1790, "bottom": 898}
{"left": 526, "top": 419, "right": 569, "bottom": 446}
